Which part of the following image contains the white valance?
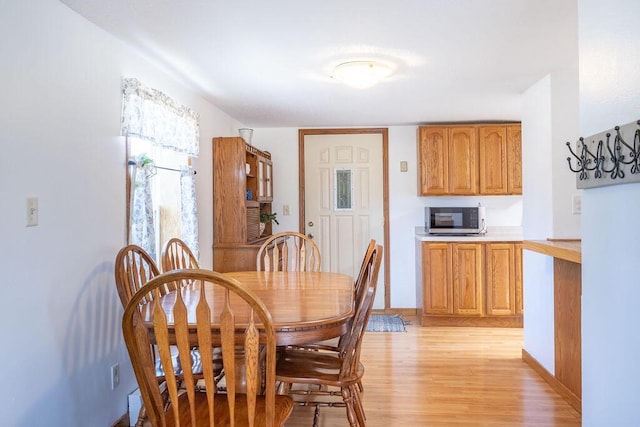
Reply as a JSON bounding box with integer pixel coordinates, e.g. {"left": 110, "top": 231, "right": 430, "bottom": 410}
{"left": 121, "top": 78, "right": 200, "bottom": 157}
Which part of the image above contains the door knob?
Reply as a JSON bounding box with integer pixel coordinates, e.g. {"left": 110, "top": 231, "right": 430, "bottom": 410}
{"left": 307, "top": 233, "right": 314, "bottom": 239}
{"left": 307, "top": 221, "right": 314, "bottom": 227}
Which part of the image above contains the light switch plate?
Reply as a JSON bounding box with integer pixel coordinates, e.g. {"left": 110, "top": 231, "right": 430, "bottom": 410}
{"left": 26, "top": 197, "right": 38, "bottom": 226}
{"left": 572, "top": 194, "right": 582, "bottom": 214}
{"left": 400, "top": 161, "right": 408, "bottom": 172}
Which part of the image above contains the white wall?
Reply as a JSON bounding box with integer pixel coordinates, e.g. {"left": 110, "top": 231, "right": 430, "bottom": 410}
{"left": 518, "top": 0, "right": 579, "bottom": 369}
{"left": 578, "top": 0, "right": 640, "bottom": 424}
{"left": 521, "top": 75, "right": 556, "bottom": 372}
{"left": 0, "top": 1, "right": 241, "bottom": 425}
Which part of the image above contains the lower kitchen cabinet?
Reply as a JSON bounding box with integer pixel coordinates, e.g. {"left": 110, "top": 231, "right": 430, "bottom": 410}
{"left": 452, "top": 243, "right": 484, "bottom": 316}
{"left": 417, "top": 240, "right": 523, "bottom": 327}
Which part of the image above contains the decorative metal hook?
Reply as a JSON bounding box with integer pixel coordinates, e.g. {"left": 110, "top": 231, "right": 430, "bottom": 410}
{"left": 616, "top": 121, "right": 640, "bottom": 175}
{"left": 566, "top": 139, "right": 588, "bottom": 180}
{"left": 602, "top": 130, "right": 625, "bottom": 179}
{"left": 566, "top": 137, "right": 603, "bottom": 180}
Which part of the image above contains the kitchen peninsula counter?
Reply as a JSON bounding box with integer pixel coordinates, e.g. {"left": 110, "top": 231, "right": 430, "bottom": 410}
{"left": 523, "top": 239, "right": 581, "bottom": 264}
{"left": 522, "top": 238, "right": 582, "bottom": 413}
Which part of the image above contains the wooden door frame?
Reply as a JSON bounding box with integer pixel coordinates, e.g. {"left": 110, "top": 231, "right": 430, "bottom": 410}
{"left": 298, "top": 128, "right": 391, "bottom": 309}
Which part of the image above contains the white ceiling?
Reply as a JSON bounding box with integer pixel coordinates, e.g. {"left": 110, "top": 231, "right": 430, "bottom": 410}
{"left": 60, "top": 0, "right": 578, "bottom": 128}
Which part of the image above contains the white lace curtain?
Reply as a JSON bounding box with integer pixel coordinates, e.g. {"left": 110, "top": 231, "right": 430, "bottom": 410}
{"left": 121, "top": 78, "right": 200, "bottom": 156}
{"left": 122, "top": 78, "right": 200, "bottom": 260}
{"left": 129, "top": 158, "right": 157, "bottom": 259}
{"left": 180, "top": 166, "right": 199, "bottom": 259}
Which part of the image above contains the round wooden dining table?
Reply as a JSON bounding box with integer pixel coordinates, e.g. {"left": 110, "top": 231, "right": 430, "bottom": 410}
{"left": 142, "top": 270, "right": 355, "bottom": 346}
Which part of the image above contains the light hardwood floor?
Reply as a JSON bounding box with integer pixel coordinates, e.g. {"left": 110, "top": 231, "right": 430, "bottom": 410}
{"left": 284, "top": 321, "right": 581, "bottom": 426}
{"left": 118, "top": 321, "right": 581, "bottom": 426}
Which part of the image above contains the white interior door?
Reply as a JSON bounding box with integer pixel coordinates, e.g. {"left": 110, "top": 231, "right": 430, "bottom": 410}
{"left": 304, "top": 133, "right": 385, "bottom": 309}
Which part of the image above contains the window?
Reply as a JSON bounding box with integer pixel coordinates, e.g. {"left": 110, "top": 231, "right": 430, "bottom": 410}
{"left": 334, "top": 168, "right": 354, "bottom": 211}
{"left": 127, "top": 139, "right": 193, "bottom": 260}
{"left": 121, "top": 78, "right": 200, "bottom": 261}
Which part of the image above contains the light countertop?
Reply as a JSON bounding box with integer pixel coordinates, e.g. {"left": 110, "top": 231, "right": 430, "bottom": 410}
{"left": 415, "top": 226, "right": 523, "bottom": 242}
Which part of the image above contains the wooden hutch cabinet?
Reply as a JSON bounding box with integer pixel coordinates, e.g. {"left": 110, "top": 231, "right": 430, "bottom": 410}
{"left": 212, "top": 137, "right": 274, "bottom": 272}
{"left": 417, "top": 123, "right": 521, "bottom": 196}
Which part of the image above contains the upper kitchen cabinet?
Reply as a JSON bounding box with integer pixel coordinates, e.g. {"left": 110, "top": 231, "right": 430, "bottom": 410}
{"left": 506, "top": 125, "right": 522, "bottom": 194}
{"left": 418, "top": 123, "right": 521, "bottom": 196}
{"left": 478, "top": 124, "right": 522, "bottom": 195}
{"left": 417, "top": 125, "right": 478, "bottom": 196}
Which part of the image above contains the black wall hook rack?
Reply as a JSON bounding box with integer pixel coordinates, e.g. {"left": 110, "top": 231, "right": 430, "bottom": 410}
{"left": 566, "top": 119, "right": 640, "bottom": 189}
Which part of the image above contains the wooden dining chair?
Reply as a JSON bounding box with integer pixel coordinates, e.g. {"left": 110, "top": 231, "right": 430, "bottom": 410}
{"left": 115, "top": 244, "right": 173, "bottom": 426}
{"left": 122, "top": 269, "right": 294, "bottom": 427}
{"left": 115, "top": 244, "right": 221, "bottom": 426}
{"left": 114, "top": 244, "right": 163, "bottom": 308}
{"left": 276, "top": 245, "right": 383, "bottom": 427}
{"left": 161, "top": 237, "right": 199, "bottom": 272}
{"left": 256, "top": 231, "right": 321, "bottom": 272}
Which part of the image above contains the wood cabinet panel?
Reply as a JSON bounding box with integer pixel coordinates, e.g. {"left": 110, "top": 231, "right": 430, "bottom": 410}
{"left": 448, "top": 127, "right": 478, "bottom": 195}
{"left": 418, "top": 127, "right": 449, "bottom": 195}
{"left": 452, "top": 243, "right": 483, "bottom": 315}
{"left": 213, "top": 244, "right": 260, "bottom": 272}
{"left": 213, "top": 137, "right": 248, "bottom": 243}
{"left": 507, "top": 125, "right": 522, "bottom": 194}
{"left": 422, "top": 242, "right": 453, "bottom": 314}
{"left": 515, "top": 243, "right": 523, "bottom": 314}
{"left": 479, "top": 126, "right": 508, "bottom": 194}
{"left": 485, "top": 243, "right": 516, "bottom": 316}
{"left": 554, "top": 259, "right": 582, "bottom": 399}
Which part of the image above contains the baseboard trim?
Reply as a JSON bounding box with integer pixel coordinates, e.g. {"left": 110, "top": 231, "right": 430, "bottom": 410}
{"left": 522, "top": 349, "right": 582, "bottom": 414}
{"left": 372, "top": 308, "right": 417, "bottom": 317}
{"left": 419, "top": 315, "right": 522, "bottom": 328}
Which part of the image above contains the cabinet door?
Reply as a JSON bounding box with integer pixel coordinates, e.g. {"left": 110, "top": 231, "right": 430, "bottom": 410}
{"left": 422, "top": 242, "right": 453, "bottom": 314}
{"left": 257, "top": 157, "right": 266, "bottom": 200}
{"left": 485, "top": 243, "right": 516, "bottom": 315}
{"left": 257, "top": 156, "right": 273, "bottom": 202}
{"left": 452, "top": 243, "right": 483, "bottom": 315}
{"left": 506, "top": 125, "right": 522, "bottom": 194}
{"left": 265, "top": 160, "right": 273, "bottom": 200}
{"left": 448, "top": 127, "right": 478, "bottom": 195}
{"left": 418, "top": 127, "right": 449, "bottom": 195}
{"left": 479, "top": 126, "right": 508, "bottom": 194}
{"left": 514, "top": 242, "right": 523, "bottom": 314}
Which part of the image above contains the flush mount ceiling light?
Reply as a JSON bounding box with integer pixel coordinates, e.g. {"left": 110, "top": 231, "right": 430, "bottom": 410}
{"left": 331, "top": 60, "right": 393, "bottom": 89}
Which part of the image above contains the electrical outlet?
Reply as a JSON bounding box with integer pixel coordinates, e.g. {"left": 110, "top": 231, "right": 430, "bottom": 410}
{"left": 110, "top": 363, "right": 120, "bottom": 390}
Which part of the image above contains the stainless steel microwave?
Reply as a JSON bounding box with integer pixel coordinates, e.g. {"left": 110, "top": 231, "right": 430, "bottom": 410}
{"left": 426, "top": 206, "right": 486, "bottom": 235}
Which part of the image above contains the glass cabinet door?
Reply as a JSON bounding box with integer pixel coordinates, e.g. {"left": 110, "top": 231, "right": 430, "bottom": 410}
{"left": 266, "top": 161, "right": 272, "bottom": 199}
{"left": 258, "top": 159, "right": 265, "bottom": 199}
